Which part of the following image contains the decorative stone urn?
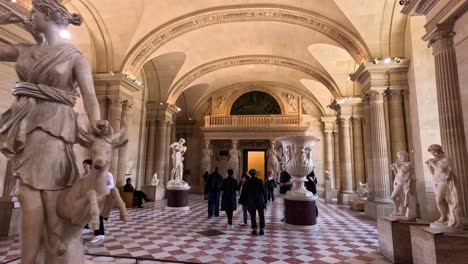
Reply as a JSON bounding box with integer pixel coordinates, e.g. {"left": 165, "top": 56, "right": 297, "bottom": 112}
{"left": 276, "top": 135, "right": 320, "bottom": 230}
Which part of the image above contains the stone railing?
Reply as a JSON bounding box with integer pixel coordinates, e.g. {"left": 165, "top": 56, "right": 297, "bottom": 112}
{"left": 204, "top": 114, "right": 305, "bottom": 128}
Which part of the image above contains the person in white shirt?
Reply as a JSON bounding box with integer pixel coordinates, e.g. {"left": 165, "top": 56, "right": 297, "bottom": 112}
{"left": 81, "top": 159, "right": 115, "bottom": 244}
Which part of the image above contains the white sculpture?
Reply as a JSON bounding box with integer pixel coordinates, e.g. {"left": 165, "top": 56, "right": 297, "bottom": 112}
{"left": 267, "top": 141, "right": 280, "bottom": 182}
{"left": 355, "top": 182, "right": 369, "bottom": 201}
{"left": 390, "top": 151, "right": 416, "bottom": 220}
{"left": 425, "top": 144, "right": 463, "bottom": 232}
{"left": 167, "top": 138, "right": 188, "bottom": 187}
{"left": 201, "top": 140, "right": 213, "bottom": 175}
{"left": 228, "top": 140, "right": 240, "bottom": 179}
{"left": 151, "top": 173, "right": 159, "bottom": 186}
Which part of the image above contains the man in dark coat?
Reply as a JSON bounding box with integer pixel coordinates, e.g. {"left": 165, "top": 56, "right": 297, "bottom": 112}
{"left": 245, "top": 169, "right": 268, "bottom": 235}
{"left": 206, "top": 167, "right": 223, "bottom": 218}
{"left": 221, "top": 169, "right": 239, "bottom": 230}
{"left": 305, "top": 169, "right": 318, "bottom": 217}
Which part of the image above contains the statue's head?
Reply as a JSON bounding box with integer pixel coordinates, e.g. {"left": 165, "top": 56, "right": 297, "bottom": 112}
{"left": 31, "top": 0, "right": 82, "bottom": 32}
{"left": 178, "top": 138, "right": 186, "bottom": 144}
{"left": 428, "top": 144, "right": 444, "bottom": 158}
{"left": 396, "top": 151, "right": 409, "bottom": 162}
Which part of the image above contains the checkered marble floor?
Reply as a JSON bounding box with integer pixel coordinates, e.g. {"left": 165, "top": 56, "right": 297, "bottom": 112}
{"left": 0, "top": 195, "right": 390, "bottom": 264}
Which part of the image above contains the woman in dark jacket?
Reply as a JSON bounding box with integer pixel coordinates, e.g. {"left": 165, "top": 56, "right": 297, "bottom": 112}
{"left": 238, "top": 171, "right": 250, "bottom": 226}
{"left": 221, "top": 169, "right": 239, "bottom": 230}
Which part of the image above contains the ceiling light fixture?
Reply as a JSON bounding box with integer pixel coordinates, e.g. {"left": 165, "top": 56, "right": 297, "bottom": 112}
{"left": 384, "top": 57, "right": 391, "bottom": 64}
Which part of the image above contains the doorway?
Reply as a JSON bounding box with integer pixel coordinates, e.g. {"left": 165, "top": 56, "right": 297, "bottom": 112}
{"left": 243, "top": 150, "right": 267, "bottom": 181}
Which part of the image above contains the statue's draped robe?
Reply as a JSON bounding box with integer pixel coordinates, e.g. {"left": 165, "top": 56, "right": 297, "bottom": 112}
{"left": 0, "top": 43, "right": 81, "bottom": 190}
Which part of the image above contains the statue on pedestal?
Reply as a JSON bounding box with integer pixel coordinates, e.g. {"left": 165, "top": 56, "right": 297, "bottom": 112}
{"left": 151, "top": 173, "right": 159, "bottom": 186}
{"left": 201, "top": 140, "right": 213, "bottom": 175}
{"left": 354, "top": 182, "right": 369, "bottom": 201}
{"left": 390, "top": 151, "right": 416, "bottom": 220}
{"left": 267, "top": 141, "right": 280, "bottom": 181}
{"left": 228, "top": 140, "right": 240, "bottom": 179}
{"left": 425, "top": 144, "right": 463, "bottom": 232}
{"left": 167, "top": 138, "right": 188, "bottom": 187}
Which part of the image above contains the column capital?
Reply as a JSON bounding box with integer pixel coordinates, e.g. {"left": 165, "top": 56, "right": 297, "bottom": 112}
{"left": 329, "top": 97, "right": 363, "bottom": 116}
{"left": 352, "top": 61, "right": 409, "bottom": 93}
{"left": 321, "top": 116, "right": 337, "bottom": 131}
{"left": 337, "top": 116, "right": 352, "bottom": 126}
{"left": 425, "top": 21, "right": 456, "bottom": 54}
{"left": 351, "top": 116, "right": 364, "bottom": 126}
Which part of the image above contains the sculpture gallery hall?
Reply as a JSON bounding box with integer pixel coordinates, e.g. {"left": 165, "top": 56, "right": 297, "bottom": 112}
{"left": 0, "top": 0, "right": 467, "bottom": 263}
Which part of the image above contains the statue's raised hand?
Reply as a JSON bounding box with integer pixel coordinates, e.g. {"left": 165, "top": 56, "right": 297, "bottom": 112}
{"left": 0, "top": 12, "right": 22, "bottom": 25}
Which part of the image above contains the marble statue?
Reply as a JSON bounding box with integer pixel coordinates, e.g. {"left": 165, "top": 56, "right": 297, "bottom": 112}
{"left": 355, "top": 182, "right": 369, "bottom": 201}
{"left": 228, "top": 141, "right": 240, "bottom": 179}
{"left": 125, "top": 160, "right": 134, "bottom": 175}
{"left": 425, "top": 144, "right": 464, "bottom": 232}
{"left": 0, "top": 1, "right": 129, "bottom": 262}
{"left": 151, "top": 173, "right": 159, "bottom": 186}
{"left": 390, "top": 151, "right": 416, "bottom": 220}
{"left": 168, "top": 138, "right": 188, "bottom": 187}
{"left": 267, "top": 141, "right": 280, "bottom": 181}
{"left": 201, "top": 140, "right": 213, "bottom": 175}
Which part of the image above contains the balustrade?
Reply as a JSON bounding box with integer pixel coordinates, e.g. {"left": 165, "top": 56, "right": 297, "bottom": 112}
{"left": 204, "top": 114, "right": 305, "bottom": 128}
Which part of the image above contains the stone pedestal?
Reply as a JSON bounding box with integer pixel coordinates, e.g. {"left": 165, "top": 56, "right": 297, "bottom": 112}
{"left": 337, "top": 192, "right": 353, "bottom": 205}
{"left": 284, "top": 197, "right": 318, "bottom": 230}
{"left": 142, "top": 185, "right": 165, "bottom": 201}
{"left": 324, "top": 179, "right": 333, "bottom": 204}
{"left": 0, "top": 200, "right": 20, "bottom": 237}
{"left": 166, "top": 185, "right": 190, "bottom": 211}
{"left": 378, "top": 217, "right": 429, "bottom": 264}
{"left": 365, "top": 200, "right": 393, "bottom": 219}
{"left": 410, "top": 226, "right": 468, "bottom": 264}
{"left": 349, "top": 199, "right": 365, "bottom": 212}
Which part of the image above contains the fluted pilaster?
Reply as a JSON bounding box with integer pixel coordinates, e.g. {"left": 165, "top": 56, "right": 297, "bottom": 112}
{"left": 324, "top": 130, "right": 334, "bottom": 186}
{"left": 333, "top": 129, "right": 341, "bottom": 191}
{"left": 362, "top": 99, "right": 375, "bottom": 200}
{"left": 387, "top": 89, "right": 408, "bottom": 161}
{"left": 338, "top": 116, "right": 353, "bottom": 204}
{"left": 429, "top": 22, "right": 468, "bottom": 217}
{"left": 369, "top": 91, "right": 392, "bottom": 203}
{"left": 352, "top": 117, "right": 365, "bottom": 189}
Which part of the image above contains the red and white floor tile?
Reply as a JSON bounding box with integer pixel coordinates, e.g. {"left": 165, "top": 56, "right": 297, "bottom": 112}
{"left": 0, "top": 195, "right": 390, "bottom": 264}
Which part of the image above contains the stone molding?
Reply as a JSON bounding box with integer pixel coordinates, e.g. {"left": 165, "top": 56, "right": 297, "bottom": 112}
{"left": 423, "top": 0, "right": 467, "bottom": 36}
{"left": 167, "top": 55, "right": 341, "bottom": 104}
{"left": 352, "top": 61, "right": 409, "bottom": 93}
{"left": 425, "top": 21, "right": 456, "bottom": 55}
{"left": 122, "top": 5, "right": 370, "bottom": 75}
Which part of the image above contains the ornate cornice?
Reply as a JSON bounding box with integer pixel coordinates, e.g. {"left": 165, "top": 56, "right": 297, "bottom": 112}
{"left": 167, "top": 55, "right": 341, "bottom": 104}
{"left": 121, "top": 5, "right": 370, "bottom": 75}
{"left": 422, "top": 0, "right": 466, "bottom": 37}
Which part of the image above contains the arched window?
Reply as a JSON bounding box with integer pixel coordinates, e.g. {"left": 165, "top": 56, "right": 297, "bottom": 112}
{"left": 230, "top": 91, "right": 281, "bottom": 115}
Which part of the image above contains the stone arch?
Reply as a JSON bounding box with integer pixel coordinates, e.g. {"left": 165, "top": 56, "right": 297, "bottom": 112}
{"left": 166, "top": 55, "right": 341, "bottom": 104}
{"left": 227, "top": 88, "right": 285, "bottom": 116}
{"left": 121, "top": 5, "right": 371, "bottom": 75}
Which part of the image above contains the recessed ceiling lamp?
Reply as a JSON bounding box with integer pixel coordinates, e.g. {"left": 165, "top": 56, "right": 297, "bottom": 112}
{"left": 384, "top": 57, "right": 392, "bottom": 64}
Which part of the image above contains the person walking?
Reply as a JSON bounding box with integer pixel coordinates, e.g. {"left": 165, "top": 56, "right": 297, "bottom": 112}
{"left": 266, "top": 171, "right": 277, "bottom": 202}
{"left": 202, "top": 171, "right": 209, "bottom": 200}
{"left": 206, "top": 167, "right": 223, "bottom": 218}
{"left": 221, "top": 169, "right": 239, "bottom": 230}
{"left": 246, "top": 169, "right": 267, "bottom": 236}
{"left": 238, "top": 171, "right": 250, "bottom": 226}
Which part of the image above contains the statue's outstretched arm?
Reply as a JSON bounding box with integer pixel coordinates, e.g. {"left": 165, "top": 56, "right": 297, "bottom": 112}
{"left": 74, "top": 55, "right": 101, "bottom": 127}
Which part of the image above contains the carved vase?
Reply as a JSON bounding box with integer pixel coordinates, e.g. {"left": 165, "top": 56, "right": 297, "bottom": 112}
{"left": 276, "top": 136, "right": 319, "bottom": 200}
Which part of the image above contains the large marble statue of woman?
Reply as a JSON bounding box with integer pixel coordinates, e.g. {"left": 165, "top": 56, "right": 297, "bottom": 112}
{"left": 267, "top": 141, "right": 280, "bottom": 181}
{"left": 425, "top": 144, "right": 463, "bottom": 232}
{"left": 169, "top": 138, "right": 188, "bottom": 185}
{"left": 228, "top": 141, "right": 240, "bottom": 179}
{"left": 201, "top": 140, "right": 213, "bottom": 175}
{"left": 0, "top": 1, "right": 101, "bottom": 262}
{"left": 389, "top": 151, "right": 416, "bottom": 220}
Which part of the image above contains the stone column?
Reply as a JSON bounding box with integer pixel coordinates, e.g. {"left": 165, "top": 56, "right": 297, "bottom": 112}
{"left": 368, "top": 90, "right": 392, "bottom": 204}
{"left": 362, "top": 98, "right": 375, "bottom": 200}
{"left": 165, "top": 121, "right": 174, "bottom": 184}
{"left": 338, "top": 116, "right": 354, "bottom": 205}
{"left": 333, "top": 129, "right": 341, "bottom": 193}
{"left": 144, "top": 119, "right": 157, "bottom": 185}
{"left": 428, "top": 22, "right": 468, "bottom": 218}
{"left": 321, "top": 116, "right": 335, "bottom": 189}
{"left": 116, "top": 101, "right": 130, "bottom": 186}
{"left": 352, "top": 117, "right": 365, "bottom": 188}
{"left": 155, "top": 120, "right": 169, "bottom": 187}
{"left": 387, "top": 89, "right": 408, "bottom": 161}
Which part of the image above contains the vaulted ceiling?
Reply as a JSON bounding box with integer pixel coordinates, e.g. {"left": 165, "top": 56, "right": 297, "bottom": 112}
{"left": 59, "top": 0, "right": 407, "bottom": 116}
